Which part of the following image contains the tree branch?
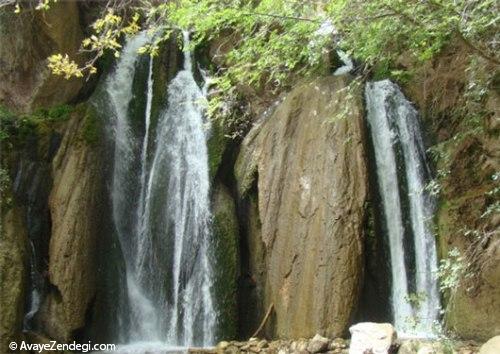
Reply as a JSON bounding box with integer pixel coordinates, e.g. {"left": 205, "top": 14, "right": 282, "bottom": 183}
{"left": 241, "top": 12, "right": 320, "bottom": 23}
{"left": 251, "top": 303, "right": 274, "bottom": 339}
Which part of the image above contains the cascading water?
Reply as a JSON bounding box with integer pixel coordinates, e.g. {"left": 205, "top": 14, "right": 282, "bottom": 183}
{"left": 365, "top": 80, "right": 440, "bottom": 336}
{"left": 106, "top": 31, "right": 217, "bottom": 351}
{"left": 23, "top": 240, "right": 42, "bottom": 330}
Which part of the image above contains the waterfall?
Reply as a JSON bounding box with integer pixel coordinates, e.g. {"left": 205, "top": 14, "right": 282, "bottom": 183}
{"left": 107, "top": 31, "right": 216, "bottom": 350}
{"left": 23, "top": 240, "right": 42, "bottom": 330}
{"left": 365, "top": 80, "right": 440, "bottom": 336}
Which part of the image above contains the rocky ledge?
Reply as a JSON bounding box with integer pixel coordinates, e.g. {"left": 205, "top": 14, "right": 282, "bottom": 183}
{"left": 188, "top": 323, "right": 493, "bottom": 354}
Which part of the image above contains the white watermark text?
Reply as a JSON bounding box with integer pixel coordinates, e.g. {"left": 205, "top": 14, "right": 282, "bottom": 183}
{"left": 9, "top": 340, "right": 116, "bottom": 353}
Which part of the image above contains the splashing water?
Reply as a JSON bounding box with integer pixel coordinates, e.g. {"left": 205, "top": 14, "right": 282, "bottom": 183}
{"left": 107, "top": 31, "right": 216, "bottom": 350}
{"left": 365, "top": 80, "right": 440, "bottom": 337}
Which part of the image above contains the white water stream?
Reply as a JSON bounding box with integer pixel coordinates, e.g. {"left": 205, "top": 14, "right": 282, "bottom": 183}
{"left": 365, "top": 80, "right": 440, "bottom": 336}
{"left": 107, "top": 31, "right": 216, "bottom": 351}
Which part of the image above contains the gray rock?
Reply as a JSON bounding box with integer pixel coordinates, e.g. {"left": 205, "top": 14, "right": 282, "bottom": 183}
{"left": 479, "top": 336, "right": 500, "bottom": 354}
{"left": 349, "top": 322, "right": 396, "bottom": 354}
{"left": 307, "top": 334, "right": 331, "bottom": 353}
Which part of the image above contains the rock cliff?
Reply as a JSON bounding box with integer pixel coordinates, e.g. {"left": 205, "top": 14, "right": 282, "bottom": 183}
{"left": 0, "top": 2, "right": 85, "bottom": 111}
{"left": 403, "top": 48, "right": 500, "bottom": 341}
{"left": 36, "top": 107, "right": 105, "bottom": 341}
{"left": 0, "top": 207, "right": 29, "bottom": 353}
{"left": 235, "top": 76, "right": 369, "bottom": 338}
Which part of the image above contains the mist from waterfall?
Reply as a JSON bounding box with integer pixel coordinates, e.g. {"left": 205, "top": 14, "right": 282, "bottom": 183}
{"left": 106, "top": 31, "right": 216, "bottom": 350}
{"left": 365, "top": 80, "right": 440, "bottom": 337}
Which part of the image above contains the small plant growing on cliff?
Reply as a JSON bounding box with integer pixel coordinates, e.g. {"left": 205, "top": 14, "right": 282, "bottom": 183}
{"left": 436, "top": 248, "right": 469, "bottom": 293}
{"left": 0, "top": 168, "right": 13, "bottom": 210}
{"left": 24, "top": 0, "right": 499, "bottom": 136}
{"left": 481, "top": 172, "right": 500, "bottom": 218}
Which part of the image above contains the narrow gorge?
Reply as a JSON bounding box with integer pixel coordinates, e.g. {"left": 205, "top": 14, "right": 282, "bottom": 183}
{"left": 0, "top": 2, "right": 499, "bottom": 354}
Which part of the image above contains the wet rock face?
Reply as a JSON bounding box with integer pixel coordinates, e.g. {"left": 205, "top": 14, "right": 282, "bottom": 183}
{"left": 445, "top": 236, "right": 500, "bottom": 341}
{"left": 0, "top": 2, "right": 85, "bottom": 111}
{"left": 37, "top": 109, "right": 105, "bottom": 341}
{"left": 212, "top": 183, "right": 240, "bottom": 340}
{"left": 401, "top": 46, "right": 500, "bottom": 342}
{"left": 436, "top": 135, "right": 500, "bottom": 340}
{"left": 235, "top": 77, "right": 369, "bottom": 338}
{"left": 0, "top": 207, "right": 29, "bottom": 353}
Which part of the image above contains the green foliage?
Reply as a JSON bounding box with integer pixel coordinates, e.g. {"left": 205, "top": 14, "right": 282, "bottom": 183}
{"left": 328, "top": 0, "right": 499, "bottom": 72}
{"left": 175, "top": 0, "right": 328, "bottom": 85}
{"left": 481, "top": 171, "right": 500, "bottom": 218}
{"left": 36, "top": 0, "right": 498, "bottom": 135}
{"left": 0, "top": 105, "right": 16, "bottom": 143}
{"left": 0, "top": 167, "right": 13, "bottom": 211}
{"left": 0, "top": 104, "right": 73, "bottom": 150}
{"left": 436, "top": 248, "right": 470, "bottom": 293}
{"left": 167, "top": 0, "right": 332, "bottom": 130}
{"left": 35, "top": 104, "right": 73, "bottom": 122}
{"left": 81, "top": 105, "right": 101, "bottom": 145}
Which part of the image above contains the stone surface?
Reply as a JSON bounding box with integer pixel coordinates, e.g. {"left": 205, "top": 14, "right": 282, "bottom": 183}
{"left": 37, "top": 108, "right": 105, "bottom": 341}
{"left": 437, "top": 136, "right": 500, "bottom": 341}
{"left": 307, "top": 334, "right": 330, "bottom": 353}
{"left": 213, "top": 337, "right": 349, "bottom": 354}
{"left": 212, "top": 183, "right": 240, "bottom": 340}
{"left": 0, "top": 207, "right": 29, "bottom": 353}
{"left": 348, "top": 322, "right": 396, "bottom": 354}
{"left": 0, "top": 2, "right": 85, "bottom": 111}
{"left": 397, "top": 340, "right": 447, "bottom": 354}
{"left": 401, "top": 44, "right": 500, "bottom": 342}
{"left": 479, "top": 336, "right": 500, "bottom": 354}
{"left": 443, "top": 234, "right": 500, "bottom": 341}
{"left": 235, "top": 77, "right": 368, "bottom": 338}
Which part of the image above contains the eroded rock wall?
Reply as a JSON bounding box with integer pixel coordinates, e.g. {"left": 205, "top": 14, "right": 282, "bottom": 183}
{"left": 37, "top": 107, "right": 105, "bottom": 341}
{"left": 0, "top": 2, "right": 85, "bottom": 111}
{"left": 235, "top": 76, "right": 369, "bottom": 338}
{"left": 402, "top": 48, "right": 500, "bottom": 341}
{"left": 0, "top": 207, "right": 29, "bottom": 353}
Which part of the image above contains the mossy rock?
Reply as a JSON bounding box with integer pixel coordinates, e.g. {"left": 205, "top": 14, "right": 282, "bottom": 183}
{"left": 207, "top": 119, "right": 228, "bottom": 181}
{"left": 80, "top": 104, "right": 102, "bottom": 146}
{"left": 211, "top": 183, "right": 240, "bottom": 341}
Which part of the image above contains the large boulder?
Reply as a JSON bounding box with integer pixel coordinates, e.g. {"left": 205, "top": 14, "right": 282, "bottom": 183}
{"left": 0, "top": 207, "right": 29, "bottom": 353}
{"left": 37, "top": 106, "right": 105, "bottom": 341}
{"left": 349, "top": 322, "right": 396, "bottom": 354}
{"left": 235, "top": 76, "right": 369, "bottom": 338}
{"left": 479, "top": 336, "right": 500, "bottom": 354}
{"left": 307, "top": 334, "right": 330, "bottom": 353}
{"left": 0, "top": 2, "right": 85, "bottom": 111}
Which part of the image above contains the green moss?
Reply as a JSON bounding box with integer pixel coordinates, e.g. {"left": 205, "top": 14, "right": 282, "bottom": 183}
{"left": 46, "top": 105, "right": 73, "bottom": 122}
{"left": 211, "top": 186, "right": 240, "bottom": 340}
{"left": 0, "top": 105, "right": 16, "bottom": 143}
{"left": 0, "top": 168, "right": 13, "bottom": 212}
{"left": 1, "top": 104, "right": 74, "bottom": 148}
{"left": 81, "top": 105, "right": 102, "bottom": 145}
{"left": 207, "top": 120, "right": 228, "bottom": 180}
